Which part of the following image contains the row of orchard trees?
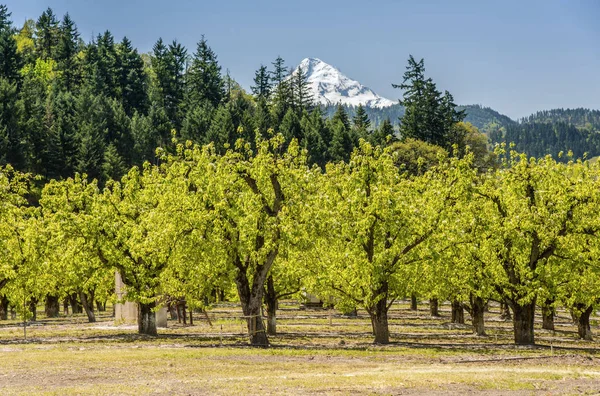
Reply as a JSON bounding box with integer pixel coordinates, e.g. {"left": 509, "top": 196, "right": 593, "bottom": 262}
{"left": 1, "top": 130, "right": 599, "bottom": 346}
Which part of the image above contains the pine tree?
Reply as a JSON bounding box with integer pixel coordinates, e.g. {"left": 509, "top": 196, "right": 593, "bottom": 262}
{"left": 0, "top": 77, "right": 24, "bottom": 168}
{"left": 89, "top": 31, "right": 119, "bottom": 98}
{"left": 205, "top": 104, "right": 235, "bottom": 153}
{"left": 291, "top": 67, "right": 313, "bottom": 113}
{"left": 251, "top": 65, "right": 271, "bottom": 100}
{"left": 117, "top": 36, "right": 148, "bottom": 116}
{"left": 102, "top": 97, "right": 133, "bottom": 167}
{"left": 55, "top": 13, "right": 80, "bottom": 91}
{"left": 150, "top": 39, "right": 187, "bottom": 129}
{"left": 253, "top": 97, "right": 272, "bottom": 138}
{"left": 393, "top": 55, "right": 464, "bottom": 148}
{"left": 332, "top": 104, "right": 351, "bottom": 131}
{"left": 44, "top": 90, "right": 78, "bottom": 179}
{"left": 328, "top": 119, "right": 354, "bottom": 163}
{"left": 279, "top": 107, "right": 302, "bottom": 144}
{"left": 0, "top": 5, "right": 21, "bottom": 83}
{"left": 301, "top": 107, "right": 329, "bottom": 167}
{"left": 102, "top": 142, "right": 127, "bottom": 181}
{"left": 186, "top": 36, "right": 225, "bottom": 109}
{"left": 270, "top": 56, "right": 292, "bottom": 125}
{"left": 439, "top": 90, "right": 466, "bottom": 151}
{"left": 148, "top": 104, "right": 171, "bottom": 149}
{"left": 352, "top": 104, "right": 371, "bottom": 140}
{"left": 181, "top": 100, "right": 215, "bottom": 143}
{"left": 130, "top": 112, "right": 157, "bottom": 164}
{"left": 371, "top": 118, "right": 395, "bottom": 147}
{"left": 75, "top": 88, "right": 106, "bottom": 180}
{"left": 34, "top": 8, "right": 59, "bottom": 61}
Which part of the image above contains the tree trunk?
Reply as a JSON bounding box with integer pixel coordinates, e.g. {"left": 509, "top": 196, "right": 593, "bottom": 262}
{"left": 181, "top": 303, "right": 187, "bottom": 325}
{"left": 63, "top": 299, "right": 69, "bottom": 316}
{"left": 168, "top": 303, "right": 177, "bottom": 320}
{"left": 500, "top": 302, "right": 512, "bottom": 321}
{"left": 541, "top": 300, "right": 554, "bottom": 331}
{"left": 236, "top": 271, "right": 269, "bottom": 347}
{"left": 410, "top": 294, "right": 418, "bottom": 311}
{"left": 45, "top": 295, "right": 60, "bottom": 318}
{"left": 368, "top": 287, "right": 390, "bottom": 344}
{"left": 265, "top": 275, "right": 278, "bottom": 336}
{"left": 510, "top": 300, "right": 536, "bottom": 345}
{"left": 96, "top": 300, "right": 106, "bottom": 312}
{"left": 429, "top": 298, "right": 439, "bottom": 317}
{"left": 0, "top": 295, "right": 9, "bottom": 320}
{"left": 79, "top": 292, "right": 96, "bottom": 323}
{"left": 575, "top": 304, "right": 594, "bottom": 341}
{"left": 29, "top": 299, "right": 37, "bottom": 321}
{"left": 451, "top": 300, "right": 464, "bottom": 324}
{"left": 138, "top": 301, "right": 158, "bottom": 336}
{"left": 69, "top": 294, "right": 82, "bottom": 314}
{"left": 470, "top": 295, "right": 486, "bottom": 336}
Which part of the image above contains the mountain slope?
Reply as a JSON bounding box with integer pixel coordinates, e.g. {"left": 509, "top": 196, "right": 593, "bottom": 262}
{"left": 293, "top": 58, "right": 396, "bottom": 108}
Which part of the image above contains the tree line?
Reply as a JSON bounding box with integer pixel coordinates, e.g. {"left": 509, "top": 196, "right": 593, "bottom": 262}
{"left": 0, "top": 5, "right": 406, "bottom": 184}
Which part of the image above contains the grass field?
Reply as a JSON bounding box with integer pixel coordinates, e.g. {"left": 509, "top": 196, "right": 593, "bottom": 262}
{"left": 1, "top": 301, "right": 599, "bottom": 395}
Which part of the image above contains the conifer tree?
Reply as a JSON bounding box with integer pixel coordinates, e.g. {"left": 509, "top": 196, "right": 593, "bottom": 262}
{"left": 371, "top": 118, "right": 395, "bottom": 147}
{"left": 0, "top": 5, "right": 21, "bottom": 82}
{"left": 0, "top": 77, "right": 24, "bottom": 167}
{"left": 186, "top": 36, "right": 225, "bottom": 109}
{"left": 44, "top": 90, "right": 78, "bottom": 179}
{"left": 301, "top": 107, "right": 329, "bottom": 167}
{"left": 251, "top": 65, "right": 271, "bottom": 100}
{"left": 352, "top": 104, "right": 371, "bottom": 140}
{"left": 328, "top": 118, "right": 354, "bottom": 163}
{"left": 181, "top": 100, "right": 215, "bottom": 143}
{"left": 291, "top": 67, "right": 313, "bottom": 113}
{"left": 393, "top": 55, "right": 464, "bottom": 148}
{"left": 116, "top": 37, "right": 148, "bottom": 116}
{"left": 205, "top": 103, "right": 235, "bottom": 153}
{"left": 55, "top": 13, "right": 80, "bottom": 91}
{"left": 102, "top": 142, "right": 127, "bottom": 181}
{"left": 279, "top": 107, "right": 302, "bottom": 144}
{"left": 90, "top": 31, "right": 119, "bottom": 98}
{"left": 253, "top": 97, "right": 272, "bottom": 137}
{"left": 150, "top": 39, "right": 187, "bottom": 129}
{"left": 270, "top": 56, "right": 292, "bottom": 124}
{"left": 332, "top": 103, "right": 351, "bottom": 131}
{"left": 75, "top": 89, "right": 106, "bottom": 180}
{"left": 130, "top": 112, "right": 154, "bottom": 164}
{"left": 34, "top": 8, "right": 59, "bottom": 61}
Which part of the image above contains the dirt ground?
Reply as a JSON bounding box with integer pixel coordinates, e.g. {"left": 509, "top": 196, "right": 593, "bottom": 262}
{"left": 1, "top": 301, "right": 599, "bottom": 395}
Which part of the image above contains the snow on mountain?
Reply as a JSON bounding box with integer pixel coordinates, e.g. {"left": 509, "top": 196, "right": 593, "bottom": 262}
{"left": 291, "top": 57, "right": 396, "bottom": 108}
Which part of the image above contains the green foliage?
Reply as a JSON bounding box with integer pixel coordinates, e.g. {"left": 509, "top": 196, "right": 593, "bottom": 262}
{"left": 393, "top": 55, "right": 465, "bottom": 150}
{"left": 186, "top": 36, "right": 225, "bottom": 109}
{"left": 0, "top": 5, "right": 21, "bottom": 82}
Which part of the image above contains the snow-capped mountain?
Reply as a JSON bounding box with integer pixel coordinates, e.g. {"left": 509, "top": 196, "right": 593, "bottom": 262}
{"left": 291, "top": 57, "right": 396, "bottom": 108}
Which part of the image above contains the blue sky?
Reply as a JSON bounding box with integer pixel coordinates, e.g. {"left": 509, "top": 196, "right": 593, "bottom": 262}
{"left": 4, "top": 0, "right": 599, "bottom": 119}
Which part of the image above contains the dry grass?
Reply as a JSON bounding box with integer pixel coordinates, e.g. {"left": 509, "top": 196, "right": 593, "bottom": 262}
{"left": 1, "top": 300, "right": 599, "bottom": 395}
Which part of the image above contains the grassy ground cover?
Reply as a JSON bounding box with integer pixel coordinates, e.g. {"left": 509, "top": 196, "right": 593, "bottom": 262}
{"left": 1, "top": 301, "right": 599, "bottom": 395}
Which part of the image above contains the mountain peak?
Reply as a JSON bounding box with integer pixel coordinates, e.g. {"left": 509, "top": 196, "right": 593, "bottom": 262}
{"left": 292, "top": 58, "right": 395, "bottom": 108}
